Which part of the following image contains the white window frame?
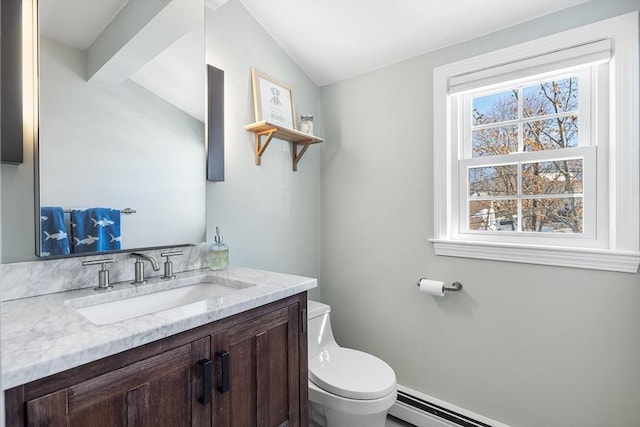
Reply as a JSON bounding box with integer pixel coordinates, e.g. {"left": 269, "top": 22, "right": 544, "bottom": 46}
{"left": 432, "top": 13, "right": 639, "bottom": 273}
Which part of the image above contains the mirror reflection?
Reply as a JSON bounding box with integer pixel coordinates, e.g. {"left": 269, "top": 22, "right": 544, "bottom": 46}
{"left": 37, "top": 0, "right": 206, "bottom": 257}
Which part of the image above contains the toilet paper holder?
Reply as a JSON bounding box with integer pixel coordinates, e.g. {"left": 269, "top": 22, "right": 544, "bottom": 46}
{"left": 416, "top": 278, "right": 463, "bottom": 292}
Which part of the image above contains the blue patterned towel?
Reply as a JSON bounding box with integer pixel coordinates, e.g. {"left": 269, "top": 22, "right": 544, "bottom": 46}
{"left": 40, "top": 206, "right": 70, "bottom": 256}
{"left": 70, "top": 207, "right": 121, "bottom": 253}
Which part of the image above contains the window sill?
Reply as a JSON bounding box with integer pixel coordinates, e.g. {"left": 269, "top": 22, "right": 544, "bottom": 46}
{"left": 430, "top": 239, "right": 640, "bottom": 273}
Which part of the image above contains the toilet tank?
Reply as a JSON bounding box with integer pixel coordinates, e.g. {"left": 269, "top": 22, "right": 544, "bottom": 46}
{"left": 307, "top": 300, "right": 338, "bottom": 358}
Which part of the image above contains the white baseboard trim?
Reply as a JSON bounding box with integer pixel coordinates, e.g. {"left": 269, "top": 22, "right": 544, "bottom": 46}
{"left": 390, "top": 399, "right": 458, "bottom": 427}
{"left": 389, "top": 385, "right": 510, "bottom": 427}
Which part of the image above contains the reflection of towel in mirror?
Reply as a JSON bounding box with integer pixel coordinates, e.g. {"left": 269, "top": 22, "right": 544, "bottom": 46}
{"left": 70, "top": 208, "right": 121, "bottom": 253}
{"left": 40, "top": 206, "right": 70, "bottom": 256}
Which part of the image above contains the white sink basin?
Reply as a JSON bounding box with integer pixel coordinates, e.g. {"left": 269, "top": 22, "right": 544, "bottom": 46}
{"left": 68, "top": 281, "right": 253, "bottom": 325}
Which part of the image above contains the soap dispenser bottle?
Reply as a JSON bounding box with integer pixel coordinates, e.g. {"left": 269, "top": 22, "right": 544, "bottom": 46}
{"left": 209, "top": 226, "right": 229, "bottom": 270}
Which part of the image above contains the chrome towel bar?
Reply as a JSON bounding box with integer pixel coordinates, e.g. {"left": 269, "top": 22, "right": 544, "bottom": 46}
{"left": 62, "top": 207, "right": 136, "bottom": 215}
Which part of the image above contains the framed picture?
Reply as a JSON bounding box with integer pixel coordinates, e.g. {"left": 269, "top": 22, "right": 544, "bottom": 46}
{"left": 251, "top": 68, "right": 296, "bottom": 129}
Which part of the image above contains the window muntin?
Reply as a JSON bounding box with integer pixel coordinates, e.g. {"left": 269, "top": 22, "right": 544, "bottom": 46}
{"left": 472, "top": 90, "right": 518, "bottom": 125}
{"left": 432, "top": 13, "right": 639, "bottom": 272}
{"left": 460, "top": 70, "right": 591, "bottom": 236}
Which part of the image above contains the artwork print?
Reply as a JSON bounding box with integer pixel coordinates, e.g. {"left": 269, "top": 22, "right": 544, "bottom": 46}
{"left": 251, "top": 68, "right": 296, "bottom": 130}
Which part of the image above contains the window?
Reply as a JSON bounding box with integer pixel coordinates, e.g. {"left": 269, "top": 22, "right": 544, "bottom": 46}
{"left": 432, "top": 13, "right": 639, "bottom": 273}
{"left": 461, "top": 70, "right": 596, "bottom": 241}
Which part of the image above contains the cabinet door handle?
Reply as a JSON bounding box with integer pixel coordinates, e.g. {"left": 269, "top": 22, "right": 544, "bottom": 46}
{"left": 198, "top": 358, "right": 213, "bottom": 405}
{"left": 216, "top": 350, "right": 230, "bottom": 394}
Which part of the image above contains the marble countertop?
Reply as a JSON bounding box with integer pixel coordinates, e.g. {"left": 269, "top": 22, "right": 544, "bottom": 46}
{"left": 1, "top": 266, "right": 317, "bottom": 390}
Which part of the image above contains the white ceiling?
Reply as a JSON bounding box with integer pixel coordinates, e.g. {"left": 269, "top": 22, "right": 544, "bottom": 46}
{"left": 37, "top": 0, "right": 591, "bottom": 117}
{"left": 39, "top": 0, "right": 128, "bottom": 51}
{"left": 241, "top": 0, "right": 590, "bottom": 86}
{"left": 39, "top": 0, "right": 207, "bottom": 122}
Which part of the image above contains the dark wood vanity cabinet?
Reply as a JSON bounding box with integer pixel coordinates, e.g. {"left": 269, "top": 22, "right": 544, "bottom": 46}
{"left": 23, "top": 342, "right": 204, "bottom": 427}
{"left": 5, "top": 293, "right": 308, "bottom": 427}
{"left": 213, "top": 301, "right": 303, "bottom": 427}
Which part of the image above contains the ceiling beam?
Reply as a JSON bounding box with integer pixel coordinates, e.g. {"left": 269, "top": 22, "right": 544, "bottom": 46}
{"left": 87, "top": 0, "right": 201, "bottom": 88}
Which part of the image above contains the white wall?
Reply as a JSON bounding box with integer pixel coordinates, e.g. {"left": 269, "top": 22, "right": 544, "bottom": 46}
{"left": 205, "top": 1, "right": 322, "bottom": 295}
{"left": 319, "top": 2, "right": 640, "bottom": 426}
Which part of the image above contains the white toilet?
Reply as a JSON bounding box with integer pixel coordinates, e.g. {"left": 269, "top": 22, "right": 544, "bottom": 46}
{"left": 307, "top": 300, "right": 397, "bottom": 427}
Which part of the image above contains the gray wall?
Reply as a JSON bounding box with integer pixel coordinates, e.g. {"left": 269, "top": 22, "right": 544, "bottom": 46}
{"left": 0, "top": 0, "right": 323, "bottom": 272}
{"left": 0, "top": 107, "right": 34, "bottom": 261}
{"left": 319, "top": 2, "right": 640, "bottom": 426}
{"left": 205, "top": 1, "right": 322, "bottom": 295}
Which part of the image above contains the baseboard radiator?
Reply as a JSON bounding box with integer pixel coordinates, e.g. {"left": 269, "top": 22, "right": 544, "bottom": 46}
{"left": 389, "top": 386, "right": 509, "bottom": 427}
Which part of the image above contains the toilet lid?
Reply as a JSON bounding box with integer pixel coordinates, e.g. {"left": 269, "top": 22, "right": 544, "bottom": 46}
{"left": 309, "top": 347, "right": 396, "bottom": 400}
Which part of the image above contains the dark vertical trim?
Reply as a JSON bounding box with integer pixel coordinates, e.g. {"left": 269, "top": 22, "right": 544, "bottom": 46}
{"left": 4, "top": 386, "right": 26, "bottom": 427}
{"left": 0, "top": 0, "right": 2, "bottom": 166}
{"left": 207, "top": 64, "right": 224, "bottom": 182}
{"left": 298, "top": 294, "right": 308, "bottom": 426}
{"left": 1, "top": 0, "right": 23, "bottom": 164}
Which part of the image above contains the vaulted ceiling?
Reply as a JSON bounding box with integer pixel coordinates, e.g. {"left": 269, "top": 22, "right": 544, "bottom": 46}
{"left": 38, "top": 0, "right": 590, "bottom": 119}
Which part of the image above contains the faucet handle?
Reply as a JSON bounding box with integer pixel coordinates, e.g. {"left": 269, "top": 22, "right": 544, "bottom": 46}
{"left": 161, "top": 250, "right": 183, "bottom": 258}
{"left": 161, "top": 250, "right": 183, "bottom": 280}
{"left": 82, "top": 258, "right": 114, "bottom": 290}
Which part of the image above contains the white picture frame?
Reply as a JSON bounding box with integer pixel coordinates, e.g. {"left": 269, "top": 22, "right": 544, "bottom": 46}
{"left": 251, "top": 67, "right": 296, "bottom": 129}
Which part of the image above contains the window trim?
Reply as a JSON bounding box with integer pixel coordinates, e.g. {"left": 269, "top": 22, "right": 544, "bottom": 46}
{"left": 432, "top": 13, "right": 639, "bottom": 273}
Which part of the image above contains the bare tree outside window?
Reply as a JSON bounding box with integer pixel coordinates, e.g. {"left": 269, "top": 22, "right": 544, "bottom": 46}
{"left": 468, "top": 77, "right": 584, "bottom": 233}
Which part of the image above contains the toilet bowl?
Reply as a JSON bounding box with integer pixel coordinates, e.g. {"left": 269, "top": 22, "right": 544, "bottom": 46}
{"left": 307, "top": 300, "right": 397, "bottom": 427}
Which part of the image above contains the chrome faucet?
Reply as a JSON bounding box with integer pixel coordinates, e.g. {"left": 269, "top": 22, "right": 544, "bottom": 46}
{"left": 130, "top": 252, "right": 160, "bottom": 284}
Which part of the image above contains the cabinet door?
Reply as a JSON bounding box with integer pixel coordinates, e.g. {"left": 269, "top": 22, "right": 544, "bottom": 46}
{"left": 213, "top": 304, "right": 301, "bottom": 427}
{"left": 25, "top": 343, "right": 208, "bottom": 427}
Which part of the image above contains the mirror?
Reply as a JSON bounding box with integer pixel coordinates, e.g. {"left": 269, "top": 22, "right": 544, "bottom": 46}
{"left": 36, "top": 0, "right": 206, "bottom": 257}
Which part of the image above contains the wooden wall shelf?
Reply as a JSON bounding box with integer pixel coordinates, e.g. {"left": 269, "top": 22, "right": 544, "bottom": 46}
{"left": 245, "top": 121, "right": 323, "bottom": 171}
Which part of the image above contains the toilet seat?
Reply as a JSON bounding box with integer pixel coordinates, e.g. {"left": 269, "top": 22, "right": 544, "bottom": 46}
{"left": 309, "top": 347, "right": 396, "bottom": 400}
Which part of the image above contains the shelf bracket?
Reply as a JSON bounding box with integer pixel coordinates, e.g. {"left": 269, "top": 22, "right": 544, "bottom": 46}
{"left": 246, "top": 121, "right": 323, "bottom": 171}
{"left": 254, "top": 128, "right": 276, "bottom": 165}
{"left": 292, "top": 140, "right": 313, "bottom": 172}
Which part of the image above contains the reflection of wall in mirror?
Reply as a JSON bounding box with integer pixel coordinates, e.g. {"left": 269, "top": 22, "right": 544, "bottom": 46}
{"left": 39, "top": 36, "right": 206, "bottom": 252}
